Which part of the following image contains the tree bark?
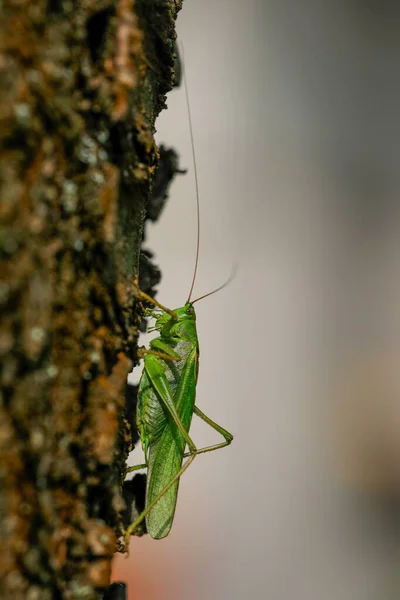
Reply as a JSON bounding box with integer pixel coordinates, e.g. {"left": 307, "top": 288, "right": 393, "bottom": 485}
{"left": 0, "top": 1, "right": 182, "bottom": 598}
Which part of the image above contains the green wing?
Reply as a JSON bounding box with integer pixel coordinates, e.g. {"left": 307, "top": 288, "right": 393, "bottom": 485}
{"left": 145, "top": 345, "right": 198, "bottom": 539}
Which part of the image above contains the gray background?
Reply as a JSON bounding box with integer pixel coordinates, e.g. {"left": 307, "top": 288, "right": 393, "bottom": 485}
{"left": 115, "top": 2, "right": 400, "bottom": 598}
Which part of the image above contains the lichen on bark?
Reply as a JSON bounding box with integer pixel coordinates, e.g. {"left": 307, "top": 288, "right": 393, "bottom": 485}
{"left": 0, "top": 1, "right": 182, "bottom": 598}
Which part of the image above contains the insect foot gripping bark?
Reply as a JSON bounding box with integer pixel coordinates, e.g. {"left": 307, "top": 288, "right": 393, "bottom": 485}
{"left": 123, "top": 291, "right": 233, "bottom": 543}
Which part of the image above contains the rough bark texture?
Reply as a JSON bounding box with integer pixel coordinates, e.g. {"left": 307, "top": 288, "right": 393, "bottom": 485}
{"left": 0, "top": 1, "right": 182, "bottom": 598}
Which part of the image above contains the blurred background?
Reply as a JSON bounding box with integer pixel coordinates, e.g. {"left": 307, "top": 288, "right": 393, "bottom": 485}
{"left": 113, "top": 1, "right": 400, "bottom": 598}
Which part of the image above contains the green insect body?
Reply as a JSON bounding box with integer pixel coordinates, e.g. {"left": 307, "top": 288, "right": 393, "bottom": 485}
{"left": 137, "top": 303, "right": 198, "bottom": 539}
{"left": 125, "top": 295, "right": 233, "bottom": 542}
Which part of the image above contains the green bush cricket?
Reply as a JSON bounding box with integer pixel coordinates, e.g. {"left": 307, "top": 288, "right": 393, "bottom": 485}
{"left": 124, "top": 59, "right": 234, "bottom": 542}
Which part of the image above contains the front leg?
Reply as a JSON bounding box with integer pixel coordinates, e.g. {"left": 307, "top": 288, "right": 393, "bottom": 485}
{"left": 125, "top": 462, "right": 147, "bottom": 475}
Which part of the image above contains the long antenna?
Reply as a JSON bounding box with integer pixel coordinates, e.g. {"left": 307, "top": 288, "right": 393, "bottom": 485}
{"left": 191, "top": 266, "right": 237, "bottom": 305}
{"left": 182, "top": 44, "right": 201, "bottom": 304}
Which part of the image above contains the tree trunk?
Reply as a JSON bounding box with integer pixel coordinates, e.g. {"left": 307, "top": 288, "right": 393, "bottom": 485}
{"left": 0, "top": 1, "right": 182, "bottom": 598}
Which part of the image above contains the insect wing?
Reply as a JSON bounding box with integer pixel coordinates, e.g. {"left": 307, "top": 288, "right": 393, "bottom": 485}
{"left": 145, "top": 346, "right": 198, "bottom": 538}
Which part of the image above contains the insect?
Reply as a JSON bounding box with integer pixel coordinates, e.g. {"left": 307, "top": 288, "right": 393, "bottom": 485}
{"left": 124, "top": 53, "right": 234, "bottom": 542}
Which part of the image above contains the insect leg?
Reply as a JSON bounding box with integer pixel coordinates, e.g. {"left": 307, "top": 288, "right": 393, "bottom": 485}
{"left": 137, "top": 336, "right": 182, "bottom": 362}
{"left": 125, "top": 409, "right": 232, "bottom": 541}
{"left": 138, "top": 348, "right": 180, "bottom": 362}
{"left": 137, "top": 289, "right": 177, "bottom": 319}
{"left": 182, "top": 405, "right": 233, "bottom": 456}
{"left": 150, "top": 338, "right": 181, "bottom": 359}
{"left": 124, "top": 453, "right": 196, "bottom": 542}
{"left": 125, "top": 462, "right": 147, "bottom": 474}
